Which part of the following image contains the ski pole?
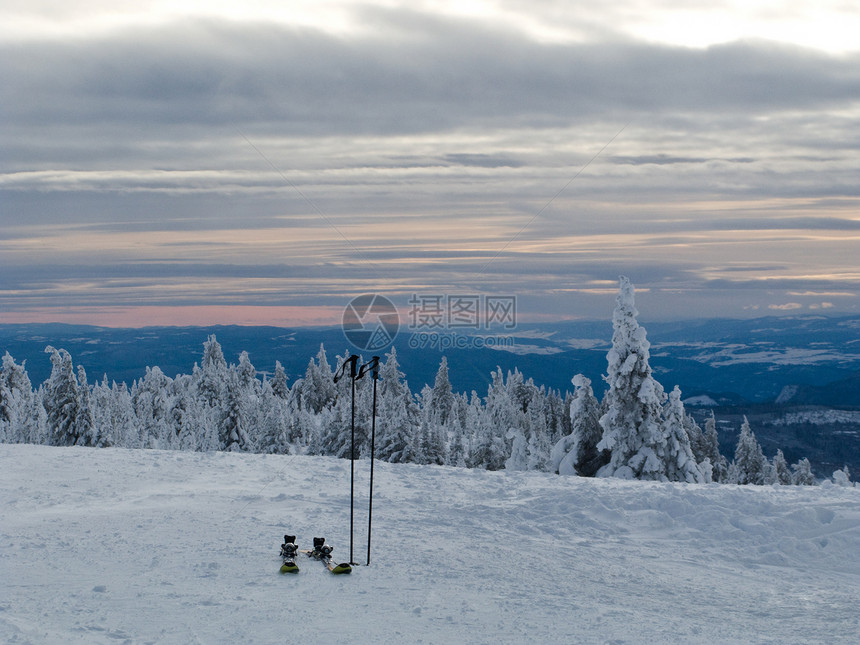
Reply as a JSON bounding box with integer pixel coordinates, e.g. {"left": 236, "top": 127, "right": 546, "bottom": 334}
{"left": 367, "top": 357, "right": 379, "bottom": 565}
{"left": 334, "top": 354, "right": 359, "bottom": 565}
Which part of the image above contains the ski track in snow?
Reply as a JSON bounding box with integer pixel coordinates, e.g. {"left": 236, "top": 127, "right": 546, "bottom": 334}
{"left": 1, "top": 445, "right": 859, "bottom": 645}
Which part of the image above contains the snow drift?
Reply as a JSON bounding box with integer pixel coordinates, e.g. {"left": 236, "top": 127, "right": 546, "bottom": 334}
{"left": 1, "top": 445, "right": 859, "bottom": 644}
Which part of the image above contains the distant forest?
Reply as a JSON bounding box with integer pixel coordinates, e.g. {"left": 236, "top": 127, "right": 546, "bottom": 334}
{"left": 1, "top": 279, "right": 853, "bottom": 487}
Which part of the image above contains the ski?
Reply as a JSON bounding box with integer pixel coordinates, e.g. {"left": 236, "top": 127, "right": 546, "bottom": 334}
{"left": 302, "top": 537, "right": 352, "bottom": 575}
{"left": 279, "top": 534, "right": 300, "bottom": 574}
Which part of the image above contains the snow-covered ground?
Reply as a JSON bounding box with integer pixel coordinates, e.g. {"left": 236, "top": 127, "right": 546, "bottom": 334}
{"left": 2, "top": 445, "right": 859, "bottom": 644}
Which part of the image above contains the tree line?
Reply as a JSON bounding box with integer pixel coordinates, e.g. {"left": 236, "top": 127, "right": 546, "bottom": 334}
{"left": 1, "top": 278, "right": 847, "bottom": 486}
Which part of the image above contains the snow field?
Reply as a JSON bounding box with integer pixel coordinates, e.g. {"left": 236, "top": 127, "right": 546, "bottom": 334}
{"left": 1, "top": 444, "right": 859, "bottom": 644}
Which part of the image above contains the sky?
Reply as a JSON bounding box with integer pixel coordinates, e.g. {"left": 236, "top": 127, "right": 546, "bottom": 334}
{"left": 2, "top": 0, "right": 859, "bottom": 327}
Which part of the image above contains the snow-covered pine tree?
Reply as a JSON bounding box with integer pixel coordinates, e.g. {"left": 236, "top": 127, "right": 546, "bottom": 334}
{"left": 770, "top": 449, "right": 792, "bottom": 485}
{"left": 254, "top": 378, "right": 292, "bottom": 454}
{"left": 447, "top": 424, "right": 468, "bottom": 468}
{"left": 132, "top": 366, "right": 173, "bottom": 449}
{"left": 791, "top": 458, "right": 815, "bottom": 485}
{"left": 236, "top": 351, "right": 260, "bottom": 395}
{"left": 1, "top": 352, "right": 37, "bottom": 444}
{"left": 418, "top": 383, "right": 449, "bottom": 465}
{"left": 197, "top": 335, "right": 227, "bottom": 408}
{"left": 220, "top": 369, "right": 250, "bottom": 451}
{"left": 476, "top": 368, "right": 520, "bottom": 470}
{"left": 300, "top": 345, "right": 336, "bottom": 414}
{"left": 426, "top": 357, "right": 455, "bottom": 426}
{"left": 307, "top": 352, "right": 369, "bottom": 458}
{"left": 597, "top": 277, "right": 680, "bottom": 481}
{"left": 551, "top": 374, "right": 605, "bottom": 476}
{"left": 375, "top": 348, "right": 419, "bottom": 464}
{"left": 505, "top": 428, "right": 528, "bottom": 470}
{"left": 75, "top": 365, "right": 98, "bottom": 447}
{"left": 702, "top": 413, "right": 729, "bottom": 482}
{"left": 467, "top": 386, "right": 505, "bottom": 470}
{"left": 270, "top": 361, "right": 290, "bottom": 400}
{"left": 43, "top": 346, "right": 87, "bottom": 446}
{"left": 525, "top": 396, "right": 551, "bottom": 471}
{"left": 730, "top": 417, "right": 768, "bottom": 485}
{"left": 831, "top": 466, "right": 852, "bottom": 487}
{"left": 230, "top": 351, "right": 263, "bottom": 451}
{"left": 662, "top": 387, "right": 705, "bottom": 483}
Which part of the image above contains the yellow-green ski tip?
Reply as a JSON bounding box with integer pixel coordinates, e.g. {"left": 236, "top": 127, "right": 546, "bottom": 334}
{"left": 330, "top": 562, "right": 352, "bottom": 574}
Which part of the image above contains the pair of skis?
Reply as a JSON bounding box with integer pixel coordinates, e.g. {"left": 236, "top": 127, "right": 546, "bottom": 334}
{"left": 279, "top": 535, "right": 352, "bottom": 575}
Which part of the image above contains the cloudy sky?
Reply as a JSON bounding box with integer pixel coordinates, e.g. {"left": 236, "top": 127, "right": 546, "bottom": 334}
{"left": 2, "top": 0, "right": 859, "bottom": 326}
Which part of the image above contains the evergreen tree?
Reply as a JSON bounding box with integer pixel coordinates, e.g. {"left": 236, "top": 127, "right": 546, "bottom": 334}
{"left": 791, "top": 458, "right": 816, "bottom": 485}
{"left": 236, "top": 351, "right": 260, "bottom": 394}
{"left": 597, "top": 277, "right": 688, "bottom": 481}
{"left": 469, "top": 411, "right": 506, "bottom": 470}
{"left": 132, "top": 366, "right": 173, "bottom": 449}
{"left": 505, "top": 428, "right": 529, "bottom": 470}
{"left": 270, "top": 361, "right": 290, "bottom": 400}
{"left": 526, "top": 397, "right": 552, "bottom": 471}
{"left": 75, "top": 365, "right": 98, "bottom": 447}
{"left": 43, "top": 346, "right": 85, "bottom": 446}
{"left": 375, "top": 349, "right": 418, "bottom": 463}
{"left": 220, "top": 370, "right": 250, "bottom": 451}
{"left": 1, "top": 352, "right": 37, "bottom": 443}
{"left": 418, "top": 384, "right": 449, "bottom": 465}
{"left": 771, "top": 449, "right": 792, "bottom": 485}
{"left": 703, "top": 413, "right": 729, "bottom": 482}
{"left": 468, "top": 372, "right": 510, "bottom": 470}
{"left": 300, "top": 345, "right": 336, "bottom": 413}
{"left": 197, "top": 335, "right": 227, "bottom": 408}
{"left": 831, "top": 466, "right": 852, "bottom": 487}
{"left": 426, "top": 357, "right": 455, "bottom": 426}
{"left": 730, "top": 417, "right": 768, "bottom": 485}
{"left": 551, "top": 374, "right": 605, "bottom": 476}
{"left": 662, "top": 387, "right": 705, "bottom": 483}
{"left": 255, "top": 379, "right": 292, "bottom": 454}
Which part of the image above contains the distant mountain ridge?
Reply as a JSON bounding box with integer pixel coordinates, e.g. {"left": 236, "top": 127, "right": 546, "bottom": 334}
{"left": 2, "top": 315, "right": 858, "bottom": 405}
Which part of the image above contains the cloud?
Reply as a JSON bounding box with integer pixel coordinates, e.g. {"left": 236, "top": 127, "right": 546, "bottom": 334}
{"left": 2, "top": 8, "right": 859, "bottom": 323}
{"left": 3, "top": 15, "right": 860, "bottom": 142}
{"left": 769, "top": 303, "right": 804, "bottom": 310}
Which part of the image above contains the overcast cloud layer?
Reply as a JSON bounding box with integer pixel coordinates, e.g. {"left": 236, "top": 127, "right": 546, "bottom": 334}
{"left": 2, "top": 1, "right": 859, "bottom": 325}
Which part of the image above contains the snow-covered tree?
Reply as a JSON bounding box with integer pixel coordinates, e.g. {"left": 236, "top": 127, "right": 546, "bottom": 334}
{"left": 426, "top": 357, "right": 455, "bottom": 427}
{"left": 551, "top": 374, "right": 605, "bottom": 476}
{"left": 375, "top": 349, "right": 418, "bottom": 464}
{"left": 662, "top": 387, "right": 706, "bottom": 483}
{"left": 770, "top": 449, "right": 793, "bottom": 485}
{"left": 525, "top": 397, "right": 552, "bottom": 471}
{"left": 505, "top": 428, "right": 529, "bottom": 470}
{"left": 300, "top": 345, "right": 336, "bottom": 414}
{"left": 702, "top": 413, "right": 729, "bottom": 482}
{"left": 220, "top": 370, "right": 250, "bottom": 451}
{"left": 1, "top": 352, "right": 38, "bottom": 444}
{"left": 831, "top": 466, "right": 852, "bottom": 487}
{"left": 43, "top": 346, "right": 88, "bottom": 446}
{"left": 197, "top": 335, "right": 227, "bottom": 407}
{"left": 75, "top": 365, "right": 98, "bottom": 447}
{"left": 597, "top": 277, "right": 700, "bottom": 482}
{"left": 270, "top": 361, "right": 290, "bottom": 400}
{"left": 132, "top": 366, "right": 173, "bottom": 448}
{"left": 730, "top": 417, "right": 768, "bottom": 485}
{"left": 467, "top": 386, "right": 504, "bottom": 470}
{"left": 470, "top": 368, "right": 518, "bottom": 470}
{"left": 308, "top": 352, "right": 369, "bottom": 459}
{"left": 791, "top": 458, "right": 816, "bottom": 486}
